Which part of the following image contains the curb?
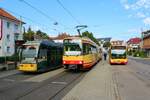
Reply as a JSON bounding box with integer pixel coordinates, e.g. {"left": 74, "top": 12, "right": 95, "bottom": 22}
{"left": 0, "top": 64, "right": 16, "bottom": 71}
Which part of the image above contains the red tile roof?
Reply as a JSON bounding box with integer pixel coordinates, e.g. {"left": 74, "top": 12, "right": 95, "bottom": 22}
{"left": 0, "top": 8, "right": 24, "bottom": 24}
{"left": 127, "top": 38, "right": 141, "bottom": 44}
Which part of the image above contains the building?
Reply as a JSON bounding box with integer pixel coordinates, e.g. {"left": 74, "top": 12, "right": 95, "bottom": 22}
{"left": 127, "top": 37, "right": 141, "bottom": 51}
{"left": 0, "top": 8, "right": 25, "bottom": 57}
{"left": 142, "top": 31, "right": 150, "bottom": 57}
{"left": 49, "top": 33, "right": 70, "bottom": 43}
{"left": 111, "top": 40, "right": 124, "bottom": 46}
{"left": 97, "top": 37, "right": 111, "bottom": 48}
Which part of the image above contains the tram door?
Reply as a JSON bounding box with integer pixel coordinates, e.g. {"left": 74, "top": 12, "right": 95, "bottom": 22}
{"left": 47, "top": 47, "right": 57, "bottom": 67}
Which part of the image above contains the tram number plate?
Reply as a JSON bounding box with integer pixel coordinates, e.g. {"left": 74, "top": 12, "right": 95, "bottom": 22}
{"left": 68, "top": 64, "right": 77, "bottom": 69}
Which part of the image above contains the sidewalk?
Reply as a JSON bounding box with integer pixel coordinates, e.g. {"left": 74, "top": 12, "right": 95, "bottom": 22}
{"left": 0, "top": 62, "right": 16, "bottom": 71}
{"left": 62, "top": 61, "right": 116, "bottom": 100}
{"left": 0, "top": 64, "right": 6, "bottom": 71}
{"left": 128, "top": 56, "right": 150, "bottom": 60}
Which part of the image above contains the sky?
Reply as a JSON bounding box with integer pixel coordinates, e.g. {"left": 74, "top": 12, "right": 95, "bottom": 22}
{"left": 1, "top": 0, "right": 150, "bottom": 41}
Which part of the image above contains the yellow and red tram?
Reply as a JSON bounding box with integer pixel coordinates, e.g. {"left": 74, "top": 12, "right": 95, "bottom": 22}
{"left": 63, "top": 37, "right": 101, "bottom": 71}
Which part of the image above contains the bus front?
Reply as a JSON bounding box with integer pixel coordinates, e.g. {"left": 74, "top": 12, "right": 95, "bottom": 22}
{"left": 63, "top": 38, "right": 83, "bottom": 70}
{"left": 110, "top": 46, "right": 128, "bottom": 65}
{"left": 18, "top": 45, "right": 39, "bottom": 72}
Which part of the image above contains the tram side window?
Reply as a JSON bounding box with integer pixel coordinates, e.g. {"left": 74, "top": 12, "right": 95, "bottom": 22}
{"left": 50, "top": 47, "right": 57, "bottom": 65}
{"left": 39, "top": 46, "right": 47, "bottom": 59}
{"left": 83, "top": 43, "right": 92, "bottom": 55}
{"left": 91, "top": 46, "right": 97, "bottom": 54}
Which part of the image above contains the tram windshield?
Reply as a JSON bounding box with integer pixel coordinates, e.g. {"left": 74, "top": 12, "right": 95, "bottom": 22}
{"left": 21, "top": 45, "right": 38, "bottom": 63}
{"left": 64, "top": 43, "right": 82, "bottom": 55}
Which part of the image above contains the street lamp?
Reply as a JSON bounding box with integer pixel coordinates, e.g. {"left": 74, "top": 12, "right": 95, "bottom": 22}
{"left": 75, "top": 25, "right": 88, "bottom": 36}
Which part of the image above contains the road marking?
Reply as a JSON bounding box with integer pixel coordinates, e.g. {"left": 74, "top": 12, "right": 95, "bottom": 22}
{"left": 3, "top": 78, "right": 15, "bottom": 82}
{"left": 51, "top": 81, "right": 67, "bottom": 85}
{"left": 24, "top": 68, "right": 65, "bottom": 82}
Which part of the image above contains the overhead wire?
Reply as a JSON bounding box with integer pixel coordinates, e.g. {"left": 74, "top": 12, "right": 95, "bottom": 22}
{"left": 2, "top": 7, "right": 60, "bottom": 33}
{"left": 56, "top": 0, "right": 81, "bottom": 25}
{"left": 18, "top": 0, "right": 71, "bottom": 30}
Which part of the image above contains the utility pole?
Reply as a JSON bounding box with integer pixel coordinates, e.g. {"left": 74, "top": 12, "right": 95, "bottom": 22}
{"left": 75, "top": 25, "right": 87, "bottom": 36}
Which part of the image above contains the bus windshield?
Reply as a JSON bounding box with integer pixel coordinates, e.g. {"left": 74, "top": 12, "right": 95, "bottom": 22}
{"left": 64, "top": 43, "right": 82, "bottom": 55}
{"left": 111, "top": 50, "right": 126, "bottom": 59}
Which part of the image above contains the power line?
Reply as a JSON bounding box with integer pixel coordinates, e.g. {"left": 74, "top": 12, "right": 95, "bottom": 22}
{"left": 56, "top": 0, "right": 81, "bottom": 25}
{"left": 19, "top": 0, "right": 56, "bottom": 22}
{"left": 2, "top": 8, "right": 60, "bottom": 33}
{"left": 18, "top": 0, "right": 70, "bottom": 29}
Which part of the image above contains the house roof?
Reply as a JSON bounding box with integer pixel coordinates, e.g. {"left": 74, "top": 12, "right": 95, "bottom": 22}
{"left": 0, "top": 8, "right": 25, "bottom": 24}
{"left": 127, "top": 37, "right": 141, "bottom": 44}
{"left": 143, "top": 33, "right": 150, "bottom": 39}
{"left": 97, "top": 37, "right": 111, "bottom": 42}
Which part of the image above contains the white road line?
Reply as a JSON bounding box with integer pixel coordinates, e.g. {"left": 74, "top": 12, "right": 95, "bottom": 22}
{"left": 24, "top": 68, "right": 65, "bottom": 82}
{"left": 3, "top": 78, "right": 15, "bottom": 82}
{"left": 51, "top": 81, "right": 67, "bottom": 85}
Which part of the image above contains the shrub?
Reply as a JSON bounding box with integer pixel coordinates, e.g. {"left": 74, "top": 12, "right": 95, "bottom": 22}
{"left": 139, "top": 51, "right": 147, "bottom": 58}
{"left": 133, "top": 50, "right": 140, "bottom": 57}
{"left": 0, "top": 53, "right": 19, "bottom": 63}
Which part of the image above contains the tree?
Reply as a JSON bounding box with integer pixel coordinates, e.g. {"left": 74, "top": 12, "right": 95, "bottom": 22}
{"left": 23, "top": 27, "right": 50, "bottom": 41}
{"left": 82, "top": 31, "right": 100, "bottom": 46}
{"left": 23, "top": 27, "right": 35, "bottom": 41}
{"left": 36, "top": 30, "right": 49, "bottom": 39}
{"left": 103, "top": 41, "right": 111, "bottom": 48}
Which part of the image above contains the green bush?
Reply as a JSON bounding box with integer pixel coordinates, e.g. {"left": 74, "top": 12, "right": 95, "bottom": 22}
{"left": 139, "top": 51, "right": 147, "bottom": 58}
{"left": 127, "top": 51, "right": 132, "bottom": 56}
{"left": 0, "top": 53, "right": 19, "bottom": 63}
{"left": 0, "top": 57, "right": 5, "bottom": 63}
{"left": 133, "top": 51, "right": 140, "bottom": 57}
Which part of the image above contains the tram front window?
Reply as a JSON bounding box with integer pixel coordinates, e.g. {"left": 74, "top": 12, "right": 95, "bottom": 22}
{"left": 21, "top": 46, "right": 38, "bottom": 63}
{"left": 64, "top": 43, "right": 82, "bottom": 55}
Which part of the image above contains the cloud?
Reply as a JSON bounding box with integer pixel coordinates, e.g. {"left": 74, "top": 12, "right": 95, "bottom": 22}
{"left": 124, "top": 4, "right": 130, "bottom": 10}
{"left": 121, "top": 0, "right": 150, "bottom": 25}
{"left": 143, "top": 17, "right": 150, "bottom": 25}
{"left": 127, "top": 28, "right": 141, "bottom": 34}
{"left": 122, "top": 0, "right": 150, "bottom": 10}
{"left": 136, "top": 12, "right": 146, "bottom": 18}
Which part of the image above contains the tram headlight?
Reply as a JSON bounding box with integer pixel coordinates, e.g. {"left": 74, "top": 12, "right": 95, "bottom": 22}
{"left": 63, "top": 61, "right": 66, "bottom": 64}
{"left": 31, "top": 64, "right": 34, "bottom": 67}
{"left": 79, "top": 61, "right": 83, "bottom": 64}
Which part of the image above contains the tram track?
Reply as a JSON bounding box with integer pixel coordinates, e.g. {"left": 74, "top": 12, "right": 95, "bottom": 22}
{"left": 0, "top": 69, "right": 85, "bottom": 100}
{"left": 16, "top": 71, "right": 85, "bottom": 100}
{"left": 48, "top": 71, "right": 84, "bottom": 100}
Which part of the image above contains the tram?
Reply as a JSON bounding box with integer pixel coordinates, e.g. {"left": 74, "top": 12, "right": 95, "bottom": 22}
{"left": 63, "top": 37, "right": 101, "bottom": 71}
{"left": 18, "top": 40, "right": 63, "bottom": 72}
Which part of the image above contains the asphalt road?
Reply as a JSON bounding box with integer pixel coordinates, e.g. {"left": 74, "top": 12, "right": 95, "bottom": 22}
{"left": 0, "top": 68, "right": 86, "bottom": 100}
{"left": 128, "top": 56, "right": 150, "bottom": 65}
{"left": 111, "top": 58, "right": 150, "bottom": 100}
{"left": 0, "top": 57, "right": 150, "bottom": 100}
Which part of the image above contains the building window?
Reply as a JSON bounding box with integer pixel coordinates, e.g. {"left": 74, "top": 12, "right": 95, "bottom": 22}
{"left": 14, "top": 33, "right": 19, "bottom": 40}
{"left": 15, "top": 24, "right": 19, "bottom": 30}
{"left": 7, "top": 34, "right": 10, "bottom": 41}
{"left": 7, "top": 22, "right": 10, "bottom": 29}
{"left": 7, "top": 46, "right": 10, "bottom": 53}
